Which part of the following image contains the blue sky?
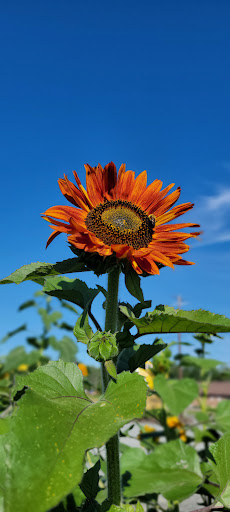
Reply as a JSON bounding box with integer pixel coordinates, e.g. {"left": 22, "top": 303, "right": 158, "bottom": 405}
{"left": 0, "top": 0, "right": 230, "bottom": 365}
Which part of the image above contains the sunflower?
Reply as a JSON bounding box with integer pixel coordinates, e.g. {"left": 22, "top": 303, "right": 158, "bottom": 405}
{"left": 42, "top": 162, "right": 200, "bottom": 275}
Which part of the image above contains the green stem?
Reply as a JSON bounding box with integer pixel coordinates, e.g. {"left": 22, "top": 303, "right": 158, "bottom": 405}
{"left": 102, "top": 266, "right": 121, "bottom": 505}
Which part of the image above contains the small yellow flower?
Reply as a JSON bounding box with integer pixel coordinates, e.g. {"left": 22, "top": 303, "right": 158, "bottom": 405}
{"left": 179, "top": 432, "right": 187, "bottom": 442}
{"left": 78, "top": 363, "right": 88, "bottom": 377}
{"left": 166, "top": 416, "right": 181, "bottom": 429}
{"left": 136, "top": 368, "right": 154, "bottom": 390}
{"left": 17, "top": 364, "right": 29, "bottom": 372}
{"left": 144, "top": 424, "right": 156, "bottom": 433}
{"left": 167, "top": 416, "right": 187, "bottom": 441}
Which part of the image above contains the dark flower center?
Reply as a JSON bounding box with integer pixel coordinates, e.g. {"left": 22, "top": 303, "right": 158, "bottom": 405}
{"left": 85, "top": 200, "right": 155, "bottom": 249}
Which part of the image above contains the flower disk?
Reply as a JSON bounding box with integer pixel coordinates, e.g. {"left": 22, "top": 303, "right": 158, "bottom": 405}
{"left": 85, "top": 200, "right": 154, "bottom": 250}
{"left": 42, "top": 162, "right": 201, "bottom": 275}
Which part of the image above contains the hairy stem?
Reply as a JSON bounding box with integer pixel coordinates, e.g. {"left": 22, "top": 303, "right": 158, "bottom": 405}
{"left": 102, "top": 266, "right": 121, "bottom": 505}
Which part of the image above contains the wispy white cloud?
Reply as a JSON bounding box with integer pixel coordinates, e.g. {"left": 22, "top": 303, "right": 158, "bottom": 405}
{"left": 195, "top": 187, "right": 230, "bottom": 247}
{"left": 204, "top": 189, "right": 230, "bottom": 211}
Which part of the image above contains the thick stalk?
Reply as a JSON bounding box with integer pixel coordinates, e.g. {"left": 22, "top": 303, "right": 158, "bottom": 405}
{"left": 102, "top": 266, "right": 121, "bottom": 505}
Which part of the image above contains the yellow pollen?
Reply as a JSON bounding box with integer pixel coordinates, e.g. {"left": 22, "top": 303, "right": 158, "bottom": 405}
{"left": 101, "top": 206, "right": 142, "bottom": 231}
{"left": 85, "top": 200, "right": 154, "bottom": 249}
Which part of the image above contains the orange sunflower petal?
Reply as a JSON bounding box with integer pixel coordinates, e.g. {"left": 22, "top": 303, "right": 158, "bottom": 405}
{"left": 137, "top": 179, "right": 163, "bottom": 212}
{"left": 46, "top": 229, "right": 62, "bottom": 248}
{"left": 156, "top": 202, "right": 194, "bottom": 225}
{"left": 58, "top": 175, "right": 91, "bottom": 211}
{"left": 127, "top": 171, "right": 148, "bottom": 204}
{"left": 118, "top": 170, "right": 135, "bottom": 201}
{"left": 102, "top": 162, "right": 117, "bottom": 199}
{"left": 73, "top": 169, "right": 95, "bottom": 208}
{"left": 153, "top": 187, "right": 181, "bottom": 216}
{"left": 155, "top": 222, "right": 200, "bottom": 232}
{"left": 85, "top": 164, "right": 104, "bottom": 205}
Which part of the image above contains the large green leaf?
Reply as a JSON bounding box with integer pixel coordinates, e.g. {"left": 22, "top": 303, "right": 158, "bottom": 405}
{"left": 215, "top": 400, "right": 230, "bottom": 433}
{"left": 0, "top": 258, "right": 89, "bottom": 286}
{"left": 120, "top": 305, "right": 230, "bottom": 334}
{"left": 154, "top": 375, "right": 199, "bottom": 415}
{"left": 0, "top": 361, "right": 146, "bottom": 512}
{"left": 42, "top": 276, "right": 99, "bottom": 310}
{"left": 121, "top": 440, "right": 203, "bottom": 502}
{"left": 108, "top": 504, "right": 144, "bottom": 512}
{"left": 209, "top": 432, "right": 230, "bottom": 508}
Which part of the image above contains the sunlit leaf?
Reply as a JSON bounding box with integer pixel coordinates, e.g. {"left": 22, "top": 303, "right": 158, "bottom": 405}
{"left": 108, "top": 504, "right": 144, "bottom": 512}
{"left": 215, "top": 400, "right": 230, "bottom": 433}
{"left": 73, "top": 314, "right": 93, "bottom": 344}
{"left": 0, "top": 361, "right": 146, "bottom": 512}
{"left": 119, "top": 305, "right": 230, "bottom": 334}
{"left": 154, "top": 375, "right": 199, "bottom": 415}
{"left": 0, "top": 258, "right": 89, "bottom": 286}
{"left": 209, "top": 432, "right": 230, "bottom": 508}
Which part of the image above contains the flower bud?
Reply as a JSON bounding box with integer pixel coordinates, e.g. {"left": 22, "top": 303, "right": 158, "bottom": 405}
{"left": 87, "top": 331, "right": 118, "bottom": 362}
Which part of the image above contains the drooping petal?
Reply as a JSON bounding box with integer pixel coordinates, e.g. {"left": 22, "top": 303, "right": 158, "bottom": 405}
{"left": 58, "top": 175, "right": 91, "bottom": 211}
{"left": 46, "top": 229, "right": 62, "bottom": 248}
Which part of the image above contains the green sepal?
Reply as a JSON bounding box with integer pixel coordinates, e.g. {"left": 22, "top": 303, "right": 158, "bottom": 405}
{"left": 104, "top": 360, "right": 117, "bottom": 380}
{"left": 74, "top": 314, "right": 94, "bottom": 344}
